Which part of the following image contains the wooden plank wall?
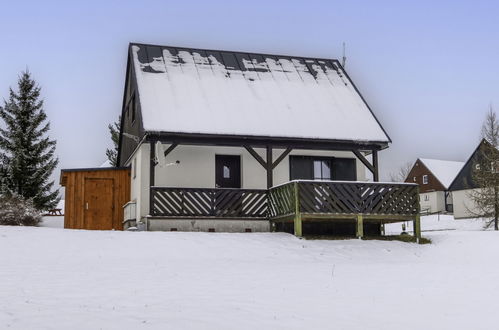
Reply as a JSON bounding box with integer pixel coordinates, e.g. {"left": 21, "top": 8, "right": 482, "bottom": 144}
{"left": 60, "top": 168, "right": 131, "bottom": 230}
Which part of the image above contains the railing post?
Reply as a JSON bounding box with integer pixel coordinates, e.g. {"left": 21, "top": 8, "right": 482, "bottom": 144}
{"left": 293, "top": 181, "right": 302, "bottom": 237}
{"left": 356, "top": 214, "right": 364, "bottom": 239}
{"left": 414, "top": 186, "right": 422, "bottom": 243}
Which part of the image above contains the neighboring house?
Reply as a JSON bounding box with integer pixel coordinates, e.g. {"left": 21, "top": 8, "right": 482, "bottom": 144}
{"left": 405, "top": 158, "right": 464, "bottom": 214}
{"left": 61, "top": 42, "right": 421, "bottom": 239}
{"left": 449, "top": 139, "right": 497, "bottom": 219}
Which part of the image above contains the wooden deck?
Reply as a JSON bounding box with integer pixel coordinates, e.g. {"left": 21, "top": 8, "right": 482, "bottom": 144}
{"left": 150, "top": 180, "right": 421, "bottom": 240}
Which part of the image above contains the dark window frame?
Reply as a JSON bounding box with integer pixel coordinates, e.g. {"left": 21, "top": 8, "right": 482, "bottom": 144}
{"left": 289, "top": 155, "right": 357, "bottom": 181}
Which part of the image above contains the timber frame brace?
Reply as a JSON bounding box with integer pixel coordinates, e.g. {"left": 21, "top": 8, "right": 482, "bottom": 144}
{"left": 244, "top": 145, "right": 293, "bottom": 188}
{"left": 352, "top": 149, "right": 379, "bottom": 182}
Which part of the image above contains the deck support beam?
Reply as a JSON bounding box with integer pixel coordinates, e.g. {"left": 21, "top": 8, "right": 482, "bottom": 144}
{"left": 356, "top": 214, "right": 364, "bottom": 239}
{"left": 413, "top": 215, "right": 421, "bottom": 243}
{"left": 293, "top": 181, "right": 302, "bottom": 237}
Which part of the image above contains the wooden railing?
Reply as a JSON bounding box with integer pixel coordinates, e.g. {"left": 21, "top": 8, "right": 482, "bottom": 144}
{"left": 150, "top": 187, "right": 268, "bottom": 219}
{"left": 269, "top": 180, "right": 419, "bottom": 219}
{"left": 151, "top": 181, "right": 419, "bottom": 221}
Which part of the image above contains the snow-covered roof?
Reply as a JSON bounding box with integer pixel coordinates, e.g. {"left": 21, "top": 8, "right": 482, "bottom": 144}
{"left": 419, "top": 158, "right": 465, "bottom": 189}
{"left": 130, "top": 43, "right": 390, "bottom": 143}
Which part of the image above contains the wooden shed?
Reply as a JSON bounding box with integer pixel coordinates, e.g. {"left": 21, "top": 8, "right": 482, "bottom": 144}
{"left": 60, "top": 167, "right": 130, "bottom": 230}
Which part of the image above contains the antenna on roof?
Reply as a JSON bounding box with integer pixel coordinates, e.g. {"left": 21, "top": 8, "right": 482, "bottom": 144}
{"left": 341, "top": 42, "right": 347, "bottom": 68}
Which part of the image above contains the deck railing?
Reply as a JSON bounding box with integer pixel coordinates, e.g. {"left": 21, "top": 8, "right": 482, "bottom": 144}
{"left": 150, "top": 187, "right": 268, "bottom": 219}
{"left": 269, "top": 180, "right": 419, "bottom": 220}
{"left": 150, "top": 181, "right": 419, "bottom": 220}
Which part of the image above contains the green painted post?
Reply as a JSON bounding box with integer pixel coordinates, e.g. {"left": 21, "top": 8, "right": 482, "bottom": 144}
{"left": 356, "top": 214, "right": 364, "bottom": 239}
{"left": 414, "top": 185, "right": 422, "bottom": 244}
{"left": 293, "top": 181, "right": 302, "bottom": 237}
{"left": 414, "top": 215, "right": 421, "bottom": 243}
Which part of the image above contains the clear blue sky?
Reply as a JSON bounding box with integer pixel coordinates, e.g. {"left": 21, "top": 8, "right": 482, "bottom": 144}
{"left": 1, "top": 0, "right": 498, "bottom": 184}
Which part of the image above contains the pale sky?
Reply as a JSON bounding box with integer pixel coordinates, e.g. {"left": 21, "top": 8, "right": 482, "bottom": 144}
{"left": 0, "top": 0, "right": 498, "bottom": 187}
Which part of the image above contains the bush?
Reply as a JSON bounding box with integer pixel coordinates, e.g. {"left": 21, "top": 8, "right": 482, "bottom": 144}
{"left": 0, "top": 194, "right": 42, "bottom": 226}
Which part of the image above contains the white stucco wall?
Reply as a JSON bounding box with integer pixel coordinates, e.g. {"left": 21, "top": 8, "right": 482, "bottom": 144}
{"left": 419, "top": 191, "right": 446, "bottom": 214}
{"left": 127, "top": 143, "right": 370, "bottom": 220}
{"left": 452, "top": 189, "right": 482, "bottom": 219}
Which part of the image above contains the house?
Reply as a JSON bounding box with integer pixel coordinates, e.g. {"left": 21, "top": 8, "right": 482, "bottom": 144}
{"left": 405, "top": 158, "right": 464, "bottom": 214}
{"left": 60, "top": 42, "right": 421, "bottom": 239}
{"left": 449, "top": 139, "right": 497, "bottom": 219}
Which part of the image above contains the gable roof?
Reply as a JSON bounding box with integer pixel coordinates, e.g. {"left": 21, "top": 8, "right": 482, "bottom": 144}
{"left": 449, "top": 139, "right": 497, "bottom": 191}
{"left": 418, "top": 158, "right": 464, "bottom": 189}
{"left": 129, "top": 43, "right": 391, "bottom": 145}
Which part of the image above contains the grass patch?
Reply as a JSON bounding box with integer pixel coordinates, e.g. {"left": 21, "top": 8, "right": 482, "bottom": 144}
{"left": 304, "top": 234, "right": 431, "bottom": 244}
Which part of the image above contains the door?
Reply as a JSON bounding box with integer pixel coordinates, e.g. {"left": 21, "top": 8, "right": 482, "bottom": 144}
{"left": 215, "top": 155, "right": 241, "bottom": 188}
{"left": 83, "top": 178, "right": 114, "bottom": 230}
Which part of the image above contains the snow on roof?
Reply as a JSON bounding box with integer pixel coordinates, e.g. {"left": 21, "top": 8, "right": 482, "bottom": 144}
{"left": 131, "top": 44, "right": 390, "bottom": 143}
{"left": 419, "top": 158, "right": 465, "bottom": 189}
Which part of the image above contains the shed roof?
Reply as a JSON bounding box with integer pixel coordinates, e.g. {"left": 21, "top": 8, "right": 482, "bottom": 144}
{"left": 130, "top": 43, "right": 390, "bottom": 144}
{"left": 419, "top": 158, "right": 465, "bottom": 189}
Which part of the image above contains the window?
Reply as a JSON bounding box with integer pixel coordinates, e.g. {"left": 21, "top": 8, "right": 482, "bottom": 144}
{"left": 313, "top": 160, "right": 331, "bottom": 180}
{"left": 289, "top": 156, "right": 356, "bottom": 181}
{"left": 424, "top": 194, "right": 429, "bottom": 201}
{"left": 223, "top": 165, "right": 230, "bottom": 178}
{"left": 413, "top": 176, "right": 416, "bottom": 182}
{"left": 422, "top": 175, "right": 428, "bottom": 184}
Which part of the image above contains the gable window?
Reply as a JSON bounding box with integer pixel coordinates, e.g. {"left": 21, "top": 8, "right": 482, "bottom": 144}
{"left": 413, "top": 176, "right": 416, "bottom": 182}
{"left": 422, "top": 175, "right": 428, "bottom": 184}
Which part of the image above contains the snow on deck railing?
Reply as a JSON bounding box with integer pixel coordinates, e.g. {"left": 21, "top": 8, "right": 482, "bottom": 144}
{"left": 269, "top": 179, "right": 418, "bottom": 190}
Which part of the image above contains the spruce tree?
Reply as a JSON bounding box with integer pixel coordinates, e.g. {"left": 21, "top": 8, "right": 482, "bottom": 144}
{"left": 0, "top": 71, "right": 59, "bottom": 209}
{"left": 468, "top": 107, "right": 499, "bottom": 230}
{"left": 105, "top": 116, "right": 120, "bottom": 166}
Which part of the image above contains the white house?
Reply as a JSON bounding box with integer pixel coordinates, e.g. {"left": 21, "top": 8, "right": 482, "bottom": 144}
{"left": 405, "top": 158, "right": 464, "bottom": 214}
{"left": 116, "top": 43, "right": 420, "bottom": 237}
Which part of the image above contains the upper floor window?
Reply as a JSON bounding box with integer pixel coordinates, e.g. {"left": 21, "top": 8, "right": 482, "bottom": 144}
{"left": 422, "top": 175, "right": 428, "bottom": 184}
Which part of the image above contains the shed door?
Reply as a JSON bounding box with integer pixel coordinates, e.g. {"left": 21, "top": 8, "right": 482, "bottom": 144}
{"left": 84, "top": 178, "right": 114, "bottom": 230}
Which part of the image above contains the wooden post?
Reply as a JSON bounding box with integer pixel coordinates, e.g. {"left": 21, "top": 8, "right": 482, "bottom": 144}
{"left": 293, "top": 181, "right": 302, "bottom": 237}
{"left": 266, "top": 145, "right": 273, "bottom": 189}
{"left": 356, "top": 214, "right": 364, "bottom": 239}
{"left": 372, "top": 150, "right": 379, "bottom": 182}
{"left": 413, "top": 215, "right": 421, "bottom": 243}
{"left": 414, "top": 186, "right": 421, "bottom": 243}
{"left": 149, "top": 141, "right": 156, "bottom": 216}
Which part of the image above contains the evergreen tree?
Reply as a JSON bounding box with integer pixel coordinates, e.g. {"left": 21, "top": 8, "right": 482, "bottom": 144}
{"left": 105, "top": 116, "right": 120, "bottom": 166}
{"left": 468, "top": 107, "right": 499, "bottom": 230}
{"left": 0, "top": 71, "right": 59, "bottom": 209}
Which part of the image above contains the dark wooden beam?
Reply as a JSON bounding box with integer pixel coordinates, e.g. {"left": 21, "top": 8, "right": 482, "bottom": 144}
{"left": 149, "top": 141, "right": 156, "bottom": 215}
{"left": 244, "top": 145, "right": 267, "bottom": 169}
{"left": 163, "top": 143, "right": 178, "bottom": 157}
{"left": 266, "top": 145, "right": 273, "bottom": 188}
{"left": 352, "top": 149, "right": 375, "bottom": 176}
{"left": 372, "top": 150, "right": 379, "bottom": 182}
{"left": 272, "top": 147, "right": 292, "bottom": 169}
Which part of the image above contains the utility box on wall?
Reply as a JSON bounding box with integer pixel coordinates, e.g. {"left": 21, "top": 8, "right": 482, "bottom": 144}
{"left": 60, "top": 167, "right": 130, "bottom": 230}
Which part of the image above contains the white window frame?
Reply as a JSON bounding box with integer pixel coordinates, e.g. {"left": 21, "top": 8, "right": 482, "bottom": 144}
{"left": 422, "top": 175, "right": 428, "bottom": 185}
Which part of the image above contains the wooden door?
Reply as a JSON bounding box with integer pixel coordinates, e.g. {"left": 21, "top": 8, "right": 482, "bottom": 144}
{"left": 215, "top": 155, "right": 241, "bottom": 188}
{"left": 83, "top": 178, "right": 114, "bottom": 230}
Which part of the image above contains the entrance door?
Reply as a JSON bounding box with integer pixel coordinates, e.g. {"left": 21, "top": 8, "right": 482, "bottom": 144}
{"left": 215, "top": 155, "right": 241, "bottom": 188}
{"left": 83, "top": 178, "right": 114, "bottom": 230}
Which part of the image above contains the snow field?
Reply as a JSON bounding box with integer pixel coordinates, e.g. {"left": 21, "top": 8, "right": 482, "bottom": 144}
{"left": 1, "top": 215, "right": 498, "bottom": 329}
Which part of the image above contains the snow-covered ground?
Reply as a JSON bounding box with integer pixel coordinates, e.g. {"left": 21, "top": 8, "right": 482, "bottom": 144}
{"left": 1, "top": 215, "right": 498, "bottom": 329}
